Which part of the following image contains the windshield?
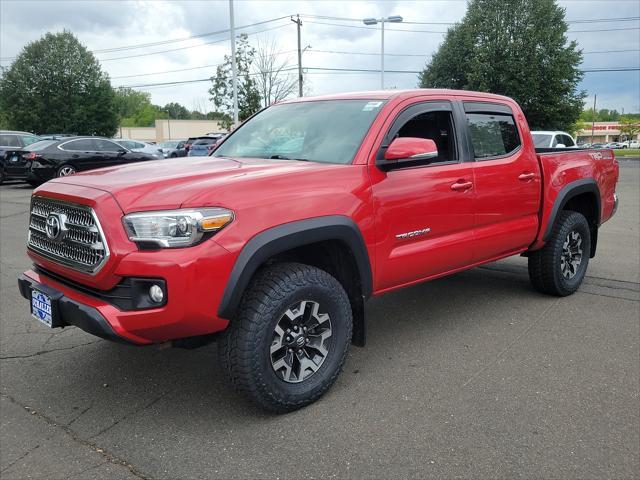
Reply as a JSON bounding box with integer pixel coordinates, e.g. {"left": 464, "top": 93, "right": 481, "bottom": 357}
{"left": 213, "top": 99, "right": 385, "bottom": 164}
{"left": 532, "top": 134, "right": 552, "bottom": 148}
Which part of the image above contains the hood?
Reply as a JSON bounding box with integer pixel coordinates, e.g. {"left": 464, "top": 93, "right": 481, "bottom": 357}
{"left": 48, "top": 156, "right": 348, "bottom": 213}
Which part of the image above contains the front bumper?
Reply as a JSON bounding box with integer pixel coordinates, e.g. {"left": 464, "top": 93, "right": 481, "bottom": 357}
{"left": 19, "top": 239, "right": 236, "bottom": 344}
{"left": 18, "top": 273, "right": 134, "bottom": 344}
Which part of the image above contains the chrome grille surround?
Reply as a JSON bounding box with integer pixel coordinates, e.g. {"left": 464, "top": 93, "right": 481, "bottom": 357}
{"left": 27, "top": 196, "right": 110, "bottom": 274}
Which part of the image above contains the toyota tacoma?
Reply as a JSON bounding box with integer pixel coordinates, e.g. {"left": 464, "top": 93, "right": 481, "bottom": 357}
{"left": 19, "top": 90, "right": 619, "bottom": 412}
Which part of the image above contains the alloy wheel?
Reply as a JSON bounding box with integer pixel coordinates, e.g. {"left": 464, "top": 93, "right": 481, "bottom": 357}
{"left": 58, "top": 166, "right": 76, "bottom": 177}
{"left": 270, "top": 300, "right": 332, "bottom": 383}
{"left": 560, "top": 230, "right": 583, "bottom": 279}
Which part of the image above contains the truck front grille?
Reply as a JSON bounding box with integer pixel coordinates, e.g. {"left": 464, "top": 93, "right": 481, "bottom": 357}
{"left": 28, "top": 197, "right": 109, "bottom": 274}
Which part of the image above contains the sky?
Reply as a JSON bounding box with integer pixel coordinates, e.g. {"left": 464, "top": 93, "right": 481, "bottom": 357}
{"left": 1, "top": 0, "right": 639, "bottom": 113}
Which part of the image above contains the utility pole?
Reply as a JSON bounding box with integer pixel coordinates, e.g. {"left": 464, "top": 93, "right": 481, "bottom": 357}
{"left": 291, "top": 15, "right": 303, "bottom": 97}
{"left": 229, "top": 0, "right": 238, "bottom": 127}
{"left": 591, "top": 93, "right": 597, "bottom": 143}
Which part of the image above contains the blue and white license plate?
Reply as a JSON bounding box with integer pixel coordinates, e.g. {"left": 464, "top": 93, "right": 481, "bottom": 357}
{"left": 10, "top": 154, "right": 19, "bottom": 162}
{"left": 31, "top": 289, "right": 53, "bottom": 327}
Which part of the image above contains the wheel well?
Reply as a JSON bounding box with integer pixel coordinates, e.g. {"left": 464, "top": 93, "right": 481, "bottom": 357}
{"left": 562, "top": 192, "right": 599, "bottom": 257}
{"left": 265, "top": 240, "right": 366, "bottom": 346}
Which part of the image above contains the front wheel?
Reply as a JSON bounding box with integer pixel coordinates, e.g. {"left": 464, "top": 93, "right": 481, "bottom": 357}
{"left": 528, "top": 211, "right": 591, "bottom": 296}
{"left": 219, "top": 262, "right": 352, "bottom": 413}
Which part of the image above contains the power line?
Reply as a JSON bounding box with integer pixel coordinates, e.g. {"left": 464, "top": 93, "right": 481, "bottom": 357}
{"left": 299, "top": 13, "right": 640, "bottom": 25}
{"left": 303, "top": 19, "right": 640, "bottom": 34}
{"left": 0, "top": 16, "right": 292, "bottom": 62}
{"left": 116, "top": 65, "right": 639, "bottom": 89}
{"left": 99, "top": 22, "right": 290, "bottom": 61}
{"left": 93, "top": 16, "right": 291, "bottom": 53}
{"left": 110, "top": 49, "right": 297, "bottom": 79}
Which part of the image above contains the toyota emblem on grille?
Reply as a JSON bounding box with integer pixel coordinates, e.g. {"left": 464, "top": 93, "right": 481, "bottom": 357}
{"left": 45, "top": 213, "right": 67, "bottom": 243}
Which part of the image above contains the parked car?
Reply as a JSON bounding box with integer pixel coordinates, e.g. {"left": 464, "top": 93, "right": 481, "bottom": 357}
{"left": 18, "top": 90, "right": 619, "bottom": 412}
{"left": 531, "top": 131, "right": 578, "bottom": 149}
{"left": 621, "top": 139, "right": 640, "bottom": 149}
{"left": 0, "top": 130, "right": 42, "bottom": 184}
{"left": 158, "top": 140, "right": 187, "bottom": 158}
{"left": 187, "top": 138, "right": 219, "bottom": 156}
{"left": 5, "top": 136, "right": 159, "bottom": 186}
{"left": 590, "top": 143, "right": 606, "bottom": 149}
{"left": 184, "top": 134, "right": 224, "bottom": 154}
{"left": 604, "top": 142, "right": 624, "bottom": 149}
{"left": 577, "top": 142, "right": 591, "bottom": 149}
{"left": 113, "top": 139, "right": 163, "bottom": 158}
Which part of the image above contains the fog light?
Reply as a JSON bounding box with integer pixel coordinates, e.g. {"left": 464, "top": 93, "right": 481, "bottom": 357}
{"left": 149, "top": 284, "right": 164, "bottom": 303}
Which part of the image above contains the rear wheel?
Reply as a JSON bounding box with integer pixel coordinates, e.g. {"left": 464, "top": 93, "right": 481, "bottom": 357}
{"left": 528, "top": 211, "right": 590, "bottom": 296}
{"left": 219, "top": 262, "right": 352, "bottom": 413}
{"left": 57, "top": 165, "right": 76, "bottom": 177}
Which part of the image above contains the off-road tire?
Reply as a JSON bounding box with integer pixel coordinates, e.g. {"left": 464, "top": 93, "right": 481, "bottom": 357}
{"left": 219, "top": 262, "right": 352, "bottom": 413}
{"left": 528, "top": 211, "right": 591, "bottom": 296}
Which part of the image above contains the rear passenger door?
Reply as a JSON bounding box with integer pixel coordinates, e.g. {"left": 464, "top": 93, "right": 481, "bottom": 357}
{"left": 462, "top": 101, "right": 541, "bottom": 262}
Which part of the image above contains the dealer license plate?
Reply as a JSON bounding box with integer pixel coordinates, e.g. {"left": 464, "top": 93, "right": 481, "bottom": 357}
{"left": 31, "top": 289, "right": 53, "bottom": 327}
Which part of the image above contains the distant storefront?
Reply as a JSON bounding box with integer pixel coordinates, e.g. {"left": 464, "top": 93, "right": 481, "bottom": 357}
{"left": 577, "top": 121, "right": 640, "bottom": 144}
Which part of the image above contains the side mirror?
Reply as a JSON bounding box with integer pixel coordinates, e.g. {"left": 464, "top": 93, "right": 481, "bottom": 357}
{"left": 555, "top": 143, "right": 566, "bottom": 148}
{"left": 118, "top": 148, "right": 128, "bottom": 155}
{"left": 379, "top": 137, "right": 439, "bottom": 170}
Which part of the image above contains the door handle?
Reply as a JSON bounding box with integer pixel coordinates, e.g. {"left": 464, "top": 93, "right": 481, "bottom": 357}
{"left": 518, "top": 172, "right": 536, "bottom": 181}
{"left": 451, "top": 180, "right": 473, "bottom": 191}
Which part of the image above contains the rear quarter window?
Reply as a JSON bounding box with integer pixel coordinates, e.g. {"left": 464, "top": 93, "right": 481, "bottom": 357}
{"left": 466, "top": 113, "right": 521, "bottom": 159}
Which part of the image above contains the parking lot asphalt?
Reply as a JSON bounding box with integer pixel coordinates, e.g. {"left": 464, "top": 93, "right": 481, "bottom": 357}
{"left": 1, "top": 163, "right": 638, "bottom": 480}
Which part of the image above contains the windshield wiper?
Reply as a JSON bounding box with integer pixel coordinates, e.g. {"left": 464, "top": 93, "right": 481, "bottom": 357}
{"left": 269, "top": 155, "right": 309, "bottom": 161}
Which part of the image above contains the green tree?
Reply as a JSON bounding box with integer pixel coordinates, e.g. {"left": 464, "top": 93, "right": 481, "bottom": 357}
{"left": 209, "top": 34, "right": 261, "bottom": 129}
{"left": 619, "top": 116, "right": 639, "bottom": 140}
{"left": 114, "top": 87, "right": 152, "bottom": 120}
{"left": 0, "top": 31, "right": 117, "bottom": 136}
{"left": 419, "top": 0, "right": 585, "bottom": 131}
{"left": 163, "top": 102, "right": 191, "bottom": 119}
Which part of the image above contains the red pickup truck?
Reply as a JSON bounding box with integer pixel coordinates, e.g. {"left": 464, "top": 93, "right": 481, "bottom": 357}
{"left": 19, "top": 90, "right": 619, "bottom": 412}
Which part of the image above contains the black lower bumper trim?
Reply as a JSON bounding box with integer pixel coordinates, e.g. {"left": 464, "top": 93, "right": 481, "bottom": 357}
{"left": 18, "top": 274, "right": 136, "bottom": 344}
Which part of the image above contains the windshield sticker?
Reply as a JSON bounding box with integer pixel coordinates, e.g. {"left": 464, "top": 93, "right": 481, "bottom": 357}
{"left": 363, "top": 101, "right": 383, "bottom": 111}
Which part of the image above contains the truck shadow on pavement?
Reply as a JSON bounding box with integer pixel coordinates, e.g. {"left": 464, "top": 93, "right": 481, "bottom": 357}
{"left": 6, "top": 262, "right": 543, "bottom": 429}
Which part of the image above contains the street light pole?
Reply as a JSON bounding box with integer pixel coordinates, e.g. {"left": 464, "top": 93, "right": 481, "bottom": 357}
{"left": 363, "top": 15, "right": 403, "bottom": 90}
{"left": 229, "top": 0, "right": 238, "bottom": 127}
{"left": 380, "top": 19, "right": 384, "bottom": 89}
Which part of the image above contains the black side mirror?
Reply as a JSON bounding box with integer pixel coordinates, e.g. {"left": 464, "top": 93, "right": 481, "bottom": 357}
{"left": 118, "top": 148, "right": 128, "bottom": 155}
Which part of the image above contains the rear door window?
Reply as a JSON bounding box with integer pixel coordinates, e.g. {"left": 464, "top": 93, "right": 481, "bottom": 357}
{"left": 465, "top": 113, "right": 521, "bottom": 159}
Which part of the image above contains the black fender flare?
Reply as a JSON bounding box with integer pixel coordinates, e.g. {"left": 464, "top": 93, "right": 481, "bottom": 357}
{"left": 542, "top": 178, "right": 601, "bottom": 247}
{"left": 217, "top": 215, "right": 373, "bottom": 320}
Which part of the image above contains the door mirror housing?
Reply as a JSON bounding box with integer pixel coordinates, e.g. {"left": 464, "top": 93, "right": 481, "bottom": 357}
{"left": 378, "top": 137, "right": 439, "bottom": 170}
{"left": 117, "top": 148, "right": 128, "bottom": 155}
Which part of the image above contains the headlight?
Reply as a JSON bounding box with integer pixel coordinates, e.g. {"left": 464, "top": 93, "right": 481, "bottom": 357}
{"left": 123, "top": 208, "right": 234, "bottom": 248}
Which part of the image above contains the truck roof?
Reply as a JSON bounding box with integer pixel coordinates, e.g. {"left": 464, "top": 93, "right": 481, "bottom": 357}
{"left": 279, "top": 89, "right": 515, "bottom": 104}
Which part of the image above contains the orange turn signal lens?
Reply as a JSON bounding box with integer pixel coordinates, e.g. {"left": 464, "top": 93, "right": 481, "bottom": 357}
{"left": 199, "top": 213, "right": 233, "bottom": 231}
